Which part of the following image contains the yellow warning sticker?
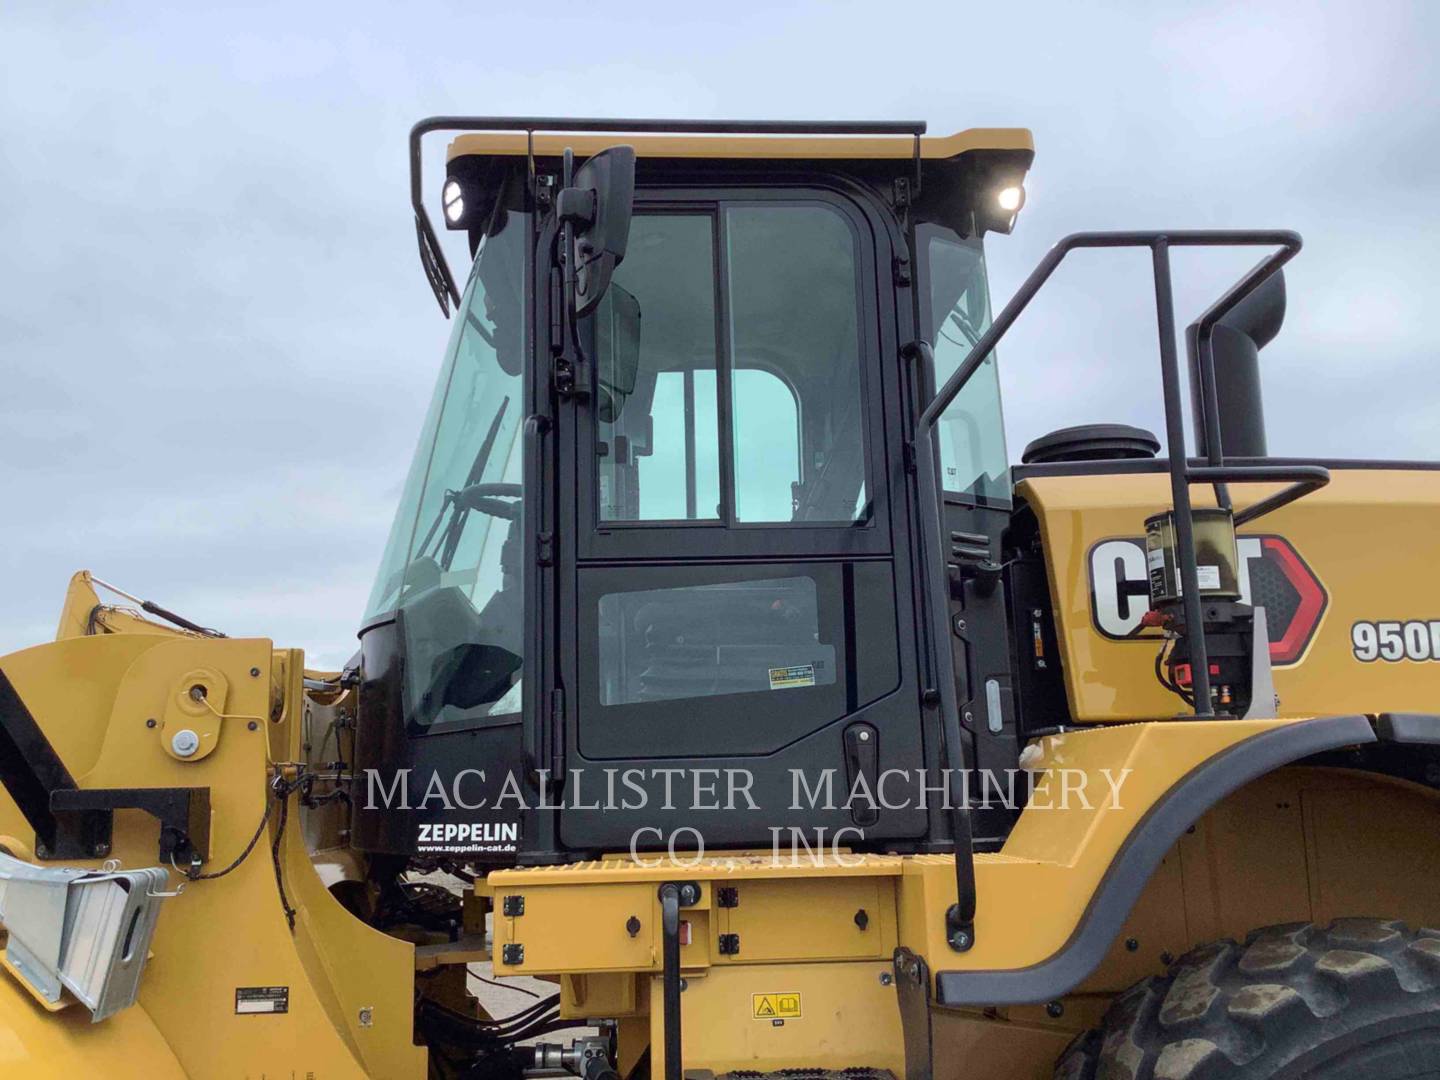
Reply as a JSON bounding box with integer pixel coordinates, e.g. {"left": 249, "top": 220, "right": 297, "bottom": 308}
{"left": 752, "top": 992, "right": 802, "bottom": 1019}
{"left": 768, "top": 665, "right": 816, "bottom": 690}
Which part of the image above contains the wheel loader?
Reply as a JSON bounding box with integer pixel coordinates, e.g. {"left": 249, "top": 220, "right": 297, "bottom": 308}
{"left": 2, "top": 116, "right": 1440, "bottom": 1080}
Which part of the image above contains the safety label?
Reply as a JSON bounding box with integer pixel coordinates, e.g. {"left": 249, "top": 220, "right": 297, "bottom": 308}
{"left": 752, "top": 992, "right": 802, "bottom": 1019}
{"left": 236, "top": 985, "right": 289, "bottom": 1014}
{"left": 767, "top": 665, "right": 815, "bottom": 690}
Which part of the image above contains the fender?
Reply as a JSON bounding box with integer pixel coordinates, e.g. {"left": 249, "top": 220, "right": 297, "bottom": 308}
{"left": 935, "top": 713, "right": 1376, "bottom": 1005}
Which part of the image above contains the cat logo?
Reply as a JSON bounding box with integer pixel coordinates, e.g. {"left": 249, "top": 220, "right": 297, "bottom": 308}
{"left": 1088, "top": 533, "right": 1326, "bottom": 665}
{"left": 752, "top": 993, "right": 803, "bottom": 1020}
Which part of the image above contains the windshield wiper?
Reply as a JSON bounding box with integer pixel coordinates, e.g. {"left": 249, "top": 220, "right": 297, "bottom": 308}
{"left": 434, "top": 396, "right": 512, "bottom": 569}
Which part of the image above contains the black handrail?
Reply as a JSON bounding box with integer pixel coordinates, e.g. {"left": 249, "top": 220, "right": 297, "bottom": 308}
{"left": 408, "top": 115, "right": 927, "bottom": 315}
{"left": 919, "top": 230, "right": 1322, "bottom": 724}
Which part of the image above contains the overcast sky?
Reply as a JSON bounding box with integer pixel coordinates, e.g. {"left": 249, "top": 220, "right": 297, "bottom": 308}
{"left": 2, "top": 1, "right": 1437, "bottom": 667}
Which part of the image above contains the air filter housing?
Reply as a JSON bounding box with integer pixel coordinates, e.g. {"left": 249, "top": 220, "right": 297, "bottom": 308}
{"left": 1021, "top": 424, "right": 1160, "bottom": 464}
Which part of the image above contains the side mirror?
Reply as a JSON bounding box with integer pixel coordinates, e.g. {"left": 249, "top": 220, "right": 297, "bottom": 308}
{"left": 1188, "top": 269, "right": 1286, "bottom": 459}
{"left": 558, "top": 145, "right": 636, "bottom": 317}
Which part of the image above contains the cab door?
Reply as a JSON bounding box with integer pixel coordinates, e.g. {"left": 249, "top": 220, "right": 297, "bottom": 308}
{"left": 554, "top": 186, "right": 929, "bottom": 852}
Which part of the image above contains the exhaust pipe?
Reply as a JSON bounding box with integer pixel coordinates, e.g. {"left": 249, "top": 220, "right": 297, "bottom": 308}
{"left": 1187, "top": 269, "right": 1286, "bottom": 459}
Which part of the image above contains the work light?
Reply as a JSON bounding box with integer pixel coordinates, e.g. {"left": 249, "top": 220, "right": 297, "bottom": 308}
{"left": 997, "top": 185, "right": 1025, "bottom": 212}
{"left": 442, "top": 178, "right": 465, "bottom": 225}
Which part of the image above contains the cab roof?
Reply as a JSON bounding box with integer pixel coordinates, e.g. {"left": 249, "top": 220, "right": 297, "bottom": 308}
{"left": 446, "top": 128, "right": 1034, "bottom": 164}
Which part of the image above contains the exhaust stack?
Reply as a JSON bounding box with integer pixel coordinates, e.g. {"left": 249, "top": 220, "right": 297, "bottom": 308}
{"left": 1188, "top": 270, "right": 1286, "bottom": 459}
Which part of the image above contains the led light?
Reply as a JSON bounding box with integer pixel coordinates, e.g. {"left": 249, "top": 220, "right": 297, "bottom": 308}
{"left": 442, "top": 179, "right": 465, "bottom": 225}
{"left": 997, "top": 185, "right": 1025, "bottom": 212}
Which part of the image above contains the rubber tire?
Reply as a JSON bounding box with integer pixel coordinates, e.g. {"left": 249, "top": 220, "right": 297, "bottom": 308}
{"left": 1054, "top": 919, "right": 1440, "bottom": 1079}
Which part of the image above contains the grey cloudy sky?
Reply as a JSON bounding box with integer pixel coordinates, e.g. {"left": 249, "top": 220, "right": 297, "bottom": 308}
{"left": 2, "top": 1, "right": 1437, "bottom": 667}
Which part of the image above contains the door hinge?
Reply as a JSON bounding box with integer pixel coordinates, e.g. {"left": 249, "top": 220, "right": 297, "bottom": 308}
{"left": 716, "top": 886, "right": 739, "bottom": 908}
{"left": 717, "top": 933, "right": 740, "bottom": 956}
{"left": 893, "top": 253, "right": 912, "bottom": 288}
{"left": 537, "top": 530, "right": 554, "bottom": 567}
{"left": 902, "top": 442, "right": 918, "bottom": 475}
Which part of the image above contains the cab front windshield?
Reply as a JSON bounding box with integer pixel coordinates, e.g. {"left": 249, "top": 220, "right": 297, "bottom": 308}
{"left": 364, "top": 208, "right": 527, "bottom": 729}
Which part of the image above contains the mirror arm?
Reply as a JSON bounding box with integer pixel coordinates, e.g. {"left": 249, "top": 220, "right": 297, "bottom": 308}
{"left": 554, "top": 149, "right": 592, "bottom": 400}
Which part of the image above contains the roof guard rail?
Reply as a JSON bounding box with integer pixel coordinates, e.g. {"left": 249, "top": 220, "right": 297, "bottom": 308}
{"left": 408, "top": 116, "right": 927, "bottom": 315}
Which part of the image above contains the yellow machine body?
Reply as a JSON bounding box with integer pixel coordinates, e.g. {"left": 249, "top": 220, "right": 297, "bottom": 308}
{"left": 1022, "top": 468, "right": 1440, "bottom": 721}
{"left": 3, "top": 558, "right": 1440, "bottom": 1079}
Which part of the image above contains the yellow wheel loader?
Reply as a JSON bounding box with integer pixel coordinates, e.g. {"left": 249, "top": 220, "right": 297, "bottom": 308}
{"left": 2, "top": 117, "right": 1440, "bottom": 1080}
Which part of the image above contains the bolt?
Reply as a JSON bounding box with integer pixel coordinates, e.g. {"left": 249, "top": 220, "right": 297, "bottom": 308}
{"left": 250, "top": 667, "right": 261, "bottom": 678}
{"left": 1161, "top": 951, "right": 1175, "bottom": 966}
{"left": 358, "top": 1006, "right": 374, "bottom": 1028}
{"left": 1125, "top": 937, "right": 1139, "bottom": 952}
{"left": 880, "top": 971, "right": 893, "bottom": 986}
{"left": 962, "top": 710, "right": 974, "bottom": 725}
{"left": 35, "top": 842, "right": 48, "bottom": 859}
{"left": 146, "top": 718, "right": 157, "bottom": 728}
{"left": 189, "top": 685, "right": 207, "bottom": 702}
{"left": 1046, "top": 1001, "right": 1064, "bottom": 1018}
{"left": 93, "top": 842, "right": 110, "bottom": 858}
{"left": 171, "top": 729, "right": 201, "bottom": 757}
{"left": 248, "top": 721, "right": 259, "bottom": 731}
{"left": 679, "top": 978, "right": 688, "bottom": 992}
{"left": 858, "top": 730, "right": 870, "bottom": 742}
{"left": 626, "top": 916, "right": 641, "bottom": 938}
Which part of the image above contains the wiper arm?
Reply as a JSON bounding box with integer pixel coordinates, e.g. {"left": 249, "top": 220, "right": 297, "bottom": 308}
{"left": 436, "top": 395, "right": 512, "bottom": 569}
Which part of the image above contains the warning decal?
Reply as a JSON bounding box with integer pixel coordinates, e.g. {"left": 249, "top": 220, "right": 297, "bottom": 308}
{"left": 767, "top": 665, "right": 816, "bottom": 691}
{"left": 752, "top": 992, "right": 802, "bottom": 1019}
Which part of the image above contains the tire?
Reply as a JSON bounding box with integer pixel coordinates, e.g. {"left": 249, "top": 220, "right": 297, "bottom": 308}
{"left": 1055, "top": 919, "right": 1440, "bottom": 1079}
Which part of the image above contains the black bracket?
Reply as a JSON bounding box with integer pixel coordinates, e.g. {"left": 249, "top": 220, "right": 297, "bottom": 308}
{"left": 894, "top": 948, "right": 934, "bottom": 1080}
{"left": 49, "top": 786, "right": 211, "bottom": 864}
{"left": 0, "top": 669, "right": 211, "bottom": 863}
{"left": 658, "top": 882, "right": 700, "bottom": 1080}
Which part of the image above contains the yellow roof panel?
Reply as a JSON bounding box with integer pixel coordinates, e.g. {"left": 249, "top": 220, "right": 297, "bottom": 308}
{"left": 447, "top": 128, "right": 1033, "bottom": 163}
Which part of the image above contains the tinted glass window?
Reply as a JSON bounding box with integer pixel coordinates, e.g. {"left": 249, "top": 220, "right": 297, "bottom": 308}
{"left": 364, "top": 211, "right": 528, "bottom": 727}
{"left": 597, "top": 576, "right": 836, "bottom": 706}
{"left": 726, "top": 205, "right": 869, "bottom": 523}
{"left": 598, "top": 214, "right": 719, "bottom": 521}
{"left": 922, "top": 227, "right": 1011, "bottom": 507}
{"left": 590, "top": 202, "right": 870, "bottom": 528}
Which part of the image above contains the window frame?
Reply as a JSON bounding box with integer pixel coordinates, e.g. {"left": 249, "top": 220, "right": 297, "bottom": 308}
{"left": 573, "top": 186, "right": 892, "bottom": 562}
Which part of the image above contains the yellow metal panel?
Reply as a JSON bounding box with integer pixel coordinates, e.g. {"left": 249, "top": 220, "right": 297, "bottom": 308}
{"left": 491, "top": 850, "right": 903, "bottom": 885}
{"left": 1020, "top": 469, "right": 1440, "bottom": 722}
{"left": 448, "top": 128, "right": 1033, "bottom": 163}
{"left": 649, "top": 961, "right": 903, "bottom": 1077}
{"left": 0, "top": 636, "right": 426, "bottom": 1079}
{"left": 0, "top": 973, "right": 186, "bottom": 1079}
{"left": 897, "top": 719, "right": 1305, "bottom": 972}
{"left": 497, "top": 883, "right": 667, "bottom": 973}
{"left": 717, "top": 878, "right": 895, "bottom": 963}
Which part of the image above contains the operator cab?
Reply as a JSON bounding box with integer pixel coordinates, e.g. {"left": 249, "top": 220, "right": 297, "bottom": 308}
{"left": 351, "top": 122, "right": 1034, "bottom": 865}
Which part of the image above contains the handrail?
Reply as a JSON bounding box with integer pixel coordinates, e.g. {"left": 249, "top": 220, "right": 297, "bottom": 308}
{"left": 408, "top": 115, "right": 928, "bottom": 315}
{"left": 917, "top": 230, "right": 1308, "bottom": 725}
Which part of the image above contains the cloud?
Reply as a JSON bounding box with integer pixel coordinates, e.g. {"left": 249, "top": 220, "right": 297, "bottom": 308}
{"left": 2, "top": 0, "right": 1437, "bottom": 661}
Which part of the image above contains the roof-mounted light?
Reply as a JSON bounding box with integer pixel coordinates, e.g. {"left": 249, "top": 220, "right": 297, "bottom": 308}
{"left": 442, "top": 178, "right": 465, "bottom": 225}
{"left": 997, "top": 185, "right": 1025, "bottom": 213}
